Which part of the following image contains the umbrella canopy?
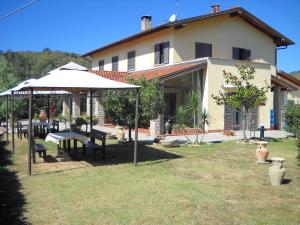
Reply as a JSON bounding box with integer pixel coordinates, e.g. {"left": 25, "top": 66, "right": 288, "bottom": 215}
{"left": 21, "top": 69, "right": 139, "bottom": 91}
{"left": 48, "top": 61, "right": 88, "bottom": 73}
{"left": 0, "top": 79, "right": 69, "bottom": 97}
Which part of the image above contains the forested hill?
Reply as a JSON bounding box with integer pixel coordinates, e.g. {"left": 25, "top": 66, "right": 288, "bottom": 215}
{"left": 0, "top": 48, "right": 91, "bottom": 83}
{"left": 290, "top": 70, "right": 300, "bottom": 80}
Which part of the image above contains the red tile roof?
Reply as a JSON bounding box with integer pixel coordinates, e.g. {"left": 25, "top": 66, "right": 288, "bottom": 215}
{"left": 125, "top": 64, "right": 200, "bottom": 82}
{"left": 90, "top": 63, "right": 206, "bottom": 83}
{"left": 89, "top": 70, "right": 128, "bottom": 81}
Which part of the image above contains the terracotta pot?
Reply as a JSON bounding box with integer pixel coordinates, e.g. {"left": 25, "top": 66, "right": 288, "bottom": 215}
{"left": 256, "top": 141, "right": 269, "bottom": 163}
{"left": 269, "top": 157, "right": 286, "bottom": 186}
{"left": 39, "top": 110, "right": 47, "bottom": 122}
{"left": 116, "top": 127, "right": 125, "bottom": 141}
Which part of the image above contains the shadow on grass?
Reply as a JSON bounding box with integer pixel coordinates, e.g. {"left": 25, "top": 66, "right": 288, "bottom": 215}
{"left": 0, "top": 141, "right": 29, "bottom": 225}
{"left": 282, "top": 179, "right": 292, "bottom": 185}
{"left": 67, "top": 142, "right": 182, "bottom": 167}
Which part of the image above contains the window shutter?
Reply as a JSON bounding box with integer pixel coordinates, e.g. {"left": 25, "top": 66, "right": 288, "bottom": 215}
{"left": 127, "top": 51, "right": 135, "bottom": 71}
{"left": 224, "top": 104, "right": 234, "bottom": 130}
{"left": 248, "top": 107, "right": 258, "bottom": 130}
{"left": 112, "top": 56, "right": 118, "bottom": 71}
{"left": 163, "top": 42, "right": 169, "bottom": 64}
{"left": 232, "top": 47, "right": 239, "bottom": 60}
{"left": 195, "top": 43, "right": 212, "bottom": 58}
{"left": 204, "top": 44, "right": 212, "bottom": 57}
{"left": 98, "top": 60, "right": 104, "bottom": 70}
{"left": 245, "top": 49, "right": 251, "bottom": 61}
{"left": 195, "top": 43, "right": 200, "bottom": 58}
{"left": 154, "top": 44, "right": 160, "bottom": 65}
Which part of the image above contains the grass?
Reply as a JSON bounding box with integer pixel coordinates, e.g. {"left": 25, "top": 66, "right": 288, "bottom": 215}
{"left": 1, "top": 136, "right": 300, "bottom": 225}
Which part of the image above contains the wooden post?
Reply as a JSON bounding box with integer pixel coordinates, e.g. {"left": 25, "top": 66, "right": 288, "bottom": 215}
{"left": 11, "top": 91, "right": 15, "bottom": 154}
{"left": 69, "top": 95, "right": 72, "bottom": 132}
{"left": 28, "top": 89, "right": 33, "bottom": 175}
{"left": 134, "top": 88, "right": 139, "bottom": 166}
{"left": 89, "top": 90, "right": 93, "bottom": 138}
{"left": 47, "top": 95, "right": 50, "bottom": 123}
{"left": 6, "top": 95, "right": 9, "bottom": 143}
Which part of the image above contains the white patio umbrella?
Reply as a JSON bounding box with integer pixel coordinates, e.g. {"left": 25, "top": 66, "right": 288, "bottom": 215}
{"left": 20, "top": 65, "right": 140, "bottom": 175}
{"left": 23, "top": 69, "right": 137, "bottom": 90}
{"left": 0, "top": 78, "right": 70, "bottom": 151}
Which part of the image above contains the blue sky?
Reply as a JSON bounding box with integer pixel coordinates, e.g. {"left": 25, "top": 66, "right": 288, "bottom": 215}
{"left": 0, "top": 0, "right": 299, "bottom": 72}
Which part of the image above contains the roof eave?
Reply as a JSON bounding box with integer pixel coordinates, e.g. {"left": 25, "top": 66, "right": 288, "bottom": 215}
{"left": 82, "top": 6, "right": 294, "bottom": 56}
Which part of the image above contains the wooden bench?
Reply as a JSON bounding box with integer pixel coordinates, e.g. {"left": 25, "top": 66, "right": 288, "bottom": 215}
{"left": 31, "top": 136, "right": 47, "bottom": 161}
{"left": 86, "top": 129, "right": 107, "bottom": 160}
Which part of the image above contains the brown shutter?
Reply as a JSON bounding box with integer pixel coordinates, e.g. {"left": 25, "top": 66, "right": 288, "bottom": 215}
{"left": 248, "top": 107, "right": 258, "bottom": 130}
{"left": 224, "top": 104, "right": 234, "bottom": 130}
{"left": 196, "top": 43, "right": 212, "bottom": 58}
{"left": 98, "top": 60, "right": 104, "bottom": 70}
{"left": 128, "top": 51, "right": 135, "bottom": 71}
{"left": 232, "top": 47, "right": 239, "bottom": 60}
{"left": 245, "top": 49, "right": 251, "bottom": 61}
{"left": 112, "top": 56, "right": 118, "bottom": 71}
{"left": 154, "top": 44, "right": 160, "bottom": 65}
{"left": 163, "top": 42, "right": 169, "bottom": 64}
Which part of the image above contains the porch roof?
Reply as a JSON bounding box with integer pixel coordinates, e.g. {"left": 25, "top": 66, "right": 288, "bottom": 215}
{"left": 90, "top": 60, "right": 207, "bottom": 82}
{"left": 271, "top": 75, "right": 298, "bottom": 91}
{"left": 277, "top": 70, "right": 300, "bottom": 88}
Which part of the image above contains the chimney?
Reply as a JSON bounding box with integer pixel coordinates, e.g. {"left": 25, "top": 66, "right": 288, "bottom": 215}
{"left": 211, "top": 4, "right": 220, "bottom": 13}
{"left": 141, "top": 15, "right": 152, "bottom": 31}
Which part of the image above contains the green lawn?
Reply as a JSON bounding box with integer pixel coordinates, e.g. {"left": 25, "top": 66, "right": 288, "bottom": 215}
{"left": 1, "top": 137, "right": 300, "bottom": 225}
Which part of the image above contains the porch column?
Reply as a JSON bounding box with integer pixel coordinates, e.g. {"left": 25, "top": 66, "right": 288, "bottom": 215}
{"left": 86, "top": 94, "right": 91, "bottom": 116}
{"left": 62, "top": 95, "right": 70, "bottom": 116}
{"left": 94, "top": 94, "right": 105, "bottom": 125}
{"left": 149, "top": 85, "right": 164, "bottom": 136}
{"left": 72, "top": 92, "right": 80, "bottom": 118}
{"left": 149, "top": 114, "right": 164, "bottom": 136}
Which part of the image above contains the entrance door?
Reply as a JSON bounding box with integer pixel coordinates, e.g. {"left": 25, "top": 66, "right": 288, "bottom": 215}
{"left": 164, "top": 93, "right": 176, "bottom": 119}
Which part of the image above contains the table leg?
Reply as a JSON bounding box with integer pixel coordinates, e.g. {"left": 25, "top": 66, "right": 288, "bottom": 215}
{"left": 63, "top": 140, "right": 66, "bottom": 151}
{"left": 82, "top": 144, "right": 86, "bottom": 156}
{"left": 74, "top": 139, "right": 77, "bottom": 150}
{"left": 67, "top": 140, "right": 71, "bottom": 153}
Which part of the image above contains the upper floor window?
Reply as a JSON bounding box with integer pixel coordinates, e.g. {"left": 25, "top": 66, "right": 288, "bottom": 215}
{"left": 232, "top": 47, "right": 251, "bottom": 61}
{"left": 195, "top": 42, "right": 212, "bottom": 58}
{"left": 112, "top": 56, "right": 118, "bottom": 71}
{"left": 98, "top": 59, "right": 104, "bottom": 70}
{"left": 127, "top": 50, "right": 136, "bottom": 71}
{"left": 154, "top": 42, "right": 169, "bottom": 65}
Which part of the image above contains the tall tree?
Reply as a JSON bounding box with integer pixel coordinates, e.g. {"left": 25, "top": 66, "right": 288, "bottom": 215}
{"left": 0, "top": 55, "right": 18, "bottom": 119}
{"left": 103, "top": 77, "right": 164, "bottom": 140}
{"left": 212, "top": 65, "right": 269, "bottom": 141}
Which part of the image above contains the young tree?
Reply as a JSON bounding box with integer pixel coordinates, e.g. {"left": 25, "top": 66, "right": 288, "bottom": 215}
{"left": 212, "top": 65, "right": 269, "bottom": 142}
{"left": 199, "top": 109, "right": 209, "bottom": 143}
{"left": 103, "top": 77, "right": 164, "bottom": 141}
{"left": 283, "top": 101, "right": 300, "bottom": 158}
{"left": 187, "top": 90, "right": 200, "bottom": 143}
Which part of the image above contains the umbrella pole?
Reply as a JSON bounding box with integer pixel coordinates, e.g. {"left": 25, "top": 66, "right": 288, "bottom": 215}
{"left": 69, "top": 95, "right": 72, "bottom": 132}
{"left": 28, "top": 89, "right": 33, "bottom": 175}
{"left": 6, "top": 95, "right": 9, "bottom": 143}
{"left": 11, "top": 91, "right": 15, "bottom": 154}
{"left": 90, "top": 90, "right": 93, "bottom": 136}
{"left": 47, "top": 95, "right": 50, "bottom": 123}
{"left": 134, "top": 89, "right": 139, "bottom": 166}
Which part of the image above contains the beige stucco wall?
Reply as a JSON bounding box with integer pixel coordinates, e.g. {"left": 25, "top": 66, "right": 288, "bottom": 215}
{"left": 206, "top": 58, "right": 274, "bottom": 131}
{"left": 91, "top": 29, "right": 174, "bottom": 72}
{"left": 173, "top": 14, "right": 276, "bottom": 67}
{"left": 91, "top": 14, "right": 277, "bottom": 73}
